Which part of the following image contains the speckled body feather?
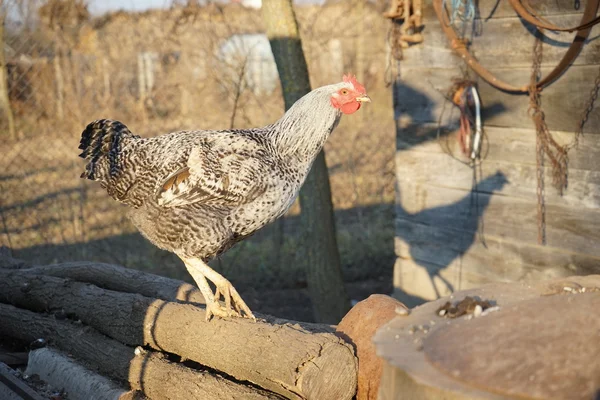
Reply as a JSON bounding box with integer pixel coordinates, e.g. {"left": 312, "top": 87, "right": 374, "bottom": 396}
{"left": 79, "top": 83, "right": 353, "bottom": 261}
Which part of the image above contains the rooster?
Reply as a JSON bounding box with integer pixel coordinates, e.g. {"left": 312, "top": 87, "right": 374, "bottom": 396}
{"left": 78, "top": 74, "right": 370, "bottom": 321}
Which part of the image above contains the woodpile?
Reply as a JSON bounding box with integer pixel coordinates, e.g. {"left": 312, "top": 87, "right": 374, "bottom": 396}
{"left": 0, "top": 256, "right": 358, "bottom": 400}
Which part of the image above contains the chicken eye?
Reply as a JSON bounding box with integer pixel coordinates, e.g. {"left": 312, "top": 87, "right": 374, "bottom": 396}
{"left": 340, "top": 89, "right": 349, "bottom": 95}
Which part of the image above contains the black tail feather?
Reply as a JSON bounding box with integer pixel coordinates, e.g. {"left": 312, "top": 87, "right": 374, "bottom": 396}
{"left": 79, "top": 119, "right": 138, "bottom": 180}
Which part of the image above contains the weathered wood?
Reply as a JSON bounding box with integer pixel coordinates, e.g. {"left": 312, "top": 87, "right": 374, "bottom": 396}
{"left": 0, "top": 304, "right": 282, "bottom": 399}
{"left": 0, "top": 353, "right": 28, "bottom": 367}
{"left": 0, "top": 362, "right": 46, "bottom": 400}
{"left": 19, "top": 261, "right": 205, "bottom": 305}
{"left": 393, "top": 65, "right": 600, "bottom": 132}
{"left": 25, "top": 348, "right": 133, "bottom": 400}
{"left": 0, "top": 270, "right": 357, "bottom": 400}
{"left": 0, "top": 303, "right": 134, "bottom": 382}
{"left": 419, "top": 0, "right": 589, "bottom": 21}
{"left": 396, "top": 123, "right": 600, "bottom": 173}
{"left": 425, "top": 293, "right": 600, "bottom": 399}
{"left": 376, "top": 275, "right": 600, "bottom": 400}
{"left": 395, "top": 180, "right": 600, "bottom": 256}
{"left": 402, "top": 14, "right": 600, "bottom": 69}
{"left": 393, "top": 256, "right": 458, "bottom": 305}
{"left": 393, "top": 0, "right": 600, "bottom": 303}
{"left": 395, "top": 148, "right": 600, "bottom": 208}
{"left": 129, "top": 349, "right": 284, "bottom": 400}
{"left": 393, "top": 218, "right": 600, "bottom": 303}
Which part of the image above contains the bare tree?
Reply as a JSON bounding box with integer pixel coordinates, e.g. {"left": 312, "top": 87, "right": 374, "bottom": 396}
{"left": 262, "top": 0, "right": 350, "bottom": 324}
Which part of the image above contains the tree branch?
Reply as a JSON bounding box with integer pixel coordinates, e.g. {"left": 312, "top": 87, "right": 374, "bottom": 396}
{"left": 19, "top": 261, "right": 205, "bottom": 305}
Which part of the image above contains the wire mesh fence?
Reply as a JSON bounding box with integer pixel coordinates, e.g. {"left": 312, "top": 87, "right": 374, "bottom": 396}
{"left": 0, "top": 0, "right": 396, "bottom": 290}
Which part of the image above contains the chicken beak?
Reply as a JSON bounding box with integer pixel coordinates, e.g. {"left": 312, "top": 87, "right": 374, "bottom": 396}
{"left": 355, "top": 95, "right": 371, "bottom": 103}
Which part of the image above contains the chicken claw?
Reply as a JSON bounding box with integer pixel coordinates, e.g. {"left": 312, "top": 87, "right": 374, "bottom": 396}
{"left": 209, "top": 280, "right": 256, "bottom": 322}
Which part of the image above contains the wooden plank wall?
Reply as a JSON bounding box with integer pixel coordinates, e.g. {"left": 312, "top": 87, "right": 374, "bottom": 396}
{"left": 393, "top": 0, "right": 600, "bottom": 306}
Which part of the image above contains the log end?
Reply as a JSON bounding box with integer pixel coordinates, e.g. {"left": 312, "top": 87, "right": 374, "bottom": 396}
{"left": 297, "top": 340, "right": 358, "bottom": 400}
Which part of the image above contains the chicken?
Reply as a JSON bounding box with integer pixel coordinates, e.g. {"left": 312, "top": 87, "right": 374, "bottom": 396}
{"left": 78, "top": 74, "right": 370, "bottom": 321}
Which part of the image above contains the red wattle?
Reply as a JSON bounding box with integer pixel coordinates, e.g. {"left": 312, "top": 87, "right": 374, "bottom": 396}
{"left": 340, "top": 101, "right": 361, "bottom": 115}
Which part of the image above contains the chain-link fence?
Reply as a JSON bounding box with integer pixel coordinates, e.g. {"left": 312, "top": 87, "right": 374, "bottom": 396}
{"left": 0, "top": 0, "right": 395, "bottom": 291}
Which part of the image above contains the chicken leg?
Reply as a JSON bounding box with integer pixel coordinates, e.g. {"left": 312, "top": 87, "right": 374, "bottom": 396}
{"left": 181, "top": 257, "right": 256, "bottom": 322}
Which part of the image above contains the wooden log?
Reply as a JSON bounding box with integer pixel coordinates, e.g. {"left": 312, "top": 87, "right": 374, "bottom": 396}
{"left": 129, "top": 349, "right": 284, "bottom": 400}
{"left": 19, "top": 261, "right": 205, "bottom": 305}
{"left": 0, "top": 254, "right": 33, "bottom": 269}
{"left": 0, "top": 352, "right": 28, "bottom": 367}
{"left": 0, "top": 304, "right": 283, "bottom": 399}
{"left": 25, "top": 348, "right": 133, "bottom": 400}
{"left": 0, "top": 362, "right": 46, "bottom": 400}
{"left": 377, "top": 276, "right": 600, "bottom": 399}
{"left": 0, "top": 270, "right": 357, "bottom": 400}
{"left": 0, "top": 303, "right": 133, "bottom": 382}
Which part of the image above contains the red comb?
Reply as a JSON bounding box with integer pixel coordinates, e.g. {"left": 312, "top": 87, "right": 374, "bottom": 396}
{"left": 343, "top": 74, "right": 366, "bottom": 94}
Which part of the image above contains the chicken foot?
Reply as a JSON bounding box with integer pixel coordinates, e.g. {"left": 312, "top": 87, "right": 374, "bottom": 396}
{"left": 181, "top": 257, "right": 256, "bottom": 322}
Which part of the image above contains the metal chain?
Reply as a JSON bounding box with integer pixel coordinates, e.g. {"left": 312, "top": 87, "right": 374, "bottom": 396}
{"left": 529, "top": 35, "right": 546, "bottom": 245}
{"left": 569, "top": 66, "right": 600, "bottom": 151}
{"left": 528, "top": 32, "right": 600, "bottom": 246}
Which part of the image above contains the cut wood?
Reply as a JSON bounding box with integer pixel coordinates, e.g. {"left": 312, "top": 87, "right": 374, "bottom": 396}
{"left": 0, "top": 303, "right": 134, "bottom": 382}
{"left": 0, "top": 254, "right": 32, "bottom": 270}
{"left": 376, "top": 275, "right": 600, "bottom": 399}
{"left": 19, "top": 261, "right": 205, "bottom": 305}
{"left": 0, "top": 270, "right": 358, "bottom": 400}
{"left": 0, "top": 304, "right": 287, "bottom": 399}
{"left": 0, "top": 362, "right": 46, "bottom": 400}
{"left": 129, "top": 348, "right": 285, "bottom": 400}
{"left": 0, "top": 352, "right": 28, "bottom": 367}
{"left": 25, "top": 348, "right": 133, "bottom": 400}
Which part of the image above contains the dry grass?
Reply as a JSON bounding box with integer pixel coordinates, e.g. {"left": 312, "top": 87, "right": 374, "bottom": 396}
{"left": 0, "top": 1, "right": 396, "bottom": 295}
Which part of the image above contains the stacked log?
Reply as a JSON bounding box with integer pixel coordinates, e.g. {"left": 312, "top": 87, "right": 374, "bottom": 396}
{"left": 0, "top": 257, "right": 358, "bottom": 400}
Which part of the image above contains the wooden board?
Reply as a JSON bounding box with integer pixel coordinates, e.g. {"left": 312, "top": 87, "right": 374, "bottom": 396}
{"left": 394, "top": 178, "right": 600, "bottom": 256}
{"left": 393, "top": 217, "right": 600, "bottom": 303}
{"left": 396, "top": 124, "right": 600, "bottom": 173}
{"left": 419, "top": 0, "right": 592, "bottom": 21}
{"left": 0, "top": 363, "right": 46, "bottom": 400}
{"left": 393, "top": 0, "right": 600, "bottom": 303}
{"left": 402, "top": 14, "right": 600, "bottom": 69}
{"left": 395, "top": 148, "right": 600, "bottom": 208}
{"left": 393, "top": 65, "right": 600, "bottom": 132}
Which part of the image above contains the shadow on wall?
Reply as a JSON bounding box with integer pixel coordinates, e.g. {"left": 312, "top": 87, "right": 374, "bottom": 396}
{"left": 395, "top": 171, "right": 509, "bottom": 307}
{"left": 392, "top": 79, "right": 509, "bottom": 307}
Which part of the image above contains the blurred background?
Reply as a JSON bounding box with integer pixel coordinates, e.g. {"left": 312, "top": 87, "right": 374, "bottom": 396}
{"left": 0, "top": 0, "right": 395, "bottom": 321}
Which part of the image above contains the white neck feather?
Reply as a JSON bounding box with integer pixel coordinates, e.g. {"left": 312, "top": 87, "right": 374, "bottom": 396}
{"left": 267, "top": 83, "right": 351, "bottom": 162}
